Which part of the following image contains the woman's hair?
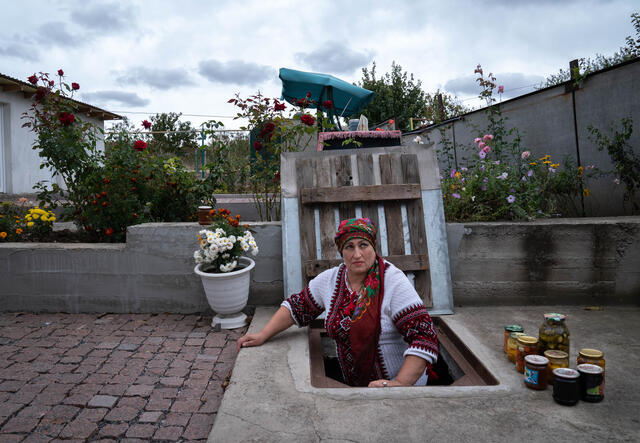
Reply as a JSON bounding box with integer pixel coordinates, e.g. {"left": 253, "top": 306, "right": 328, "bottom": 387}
{"left": 334, "top": 217, "right": 377, "bottom": 252}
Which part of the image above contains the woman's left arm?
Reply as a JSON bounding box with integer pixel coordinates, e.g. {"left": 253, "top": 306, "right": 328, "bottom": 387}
{"left": 368, "top": 355, "right": 427, "bottom": 387}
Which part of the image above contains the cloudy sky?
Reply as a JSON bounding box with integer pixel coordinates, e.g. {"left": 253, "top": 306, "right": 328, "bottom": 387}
{"left": 1, "top": 0, "right": 637, "bottom": 130}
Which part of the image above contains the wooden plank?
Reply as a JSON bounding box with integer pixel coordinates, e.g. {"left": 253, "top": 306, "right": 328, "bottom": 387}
{"left": 304, "top": 254, "right": 429, "bottom": 277}
{"left": 300, "top": 184, "right": 421, "bottom": 204}
{"left": 379, "top": 154, "right": 405, "bottom": 256}
{"left": 333, "top": 155, "right": 356, "bottom": 221}
{"left": 401, "top": 154, "right": 432, "bottom": 307}
{"left": 317, "top": 157, "right": 337, "bottom": 260}
{"left": 296, "top": 158, "right": 317, "bottom": 286}
{"left": 357, "top": 153, "right": 381, "bottom": 255}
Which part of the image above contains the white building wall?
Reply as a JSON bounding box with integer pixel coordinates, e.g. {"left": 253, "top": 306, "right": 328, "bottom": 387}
{"left": 0, "top": 90, "right": 106, "bottom": 194}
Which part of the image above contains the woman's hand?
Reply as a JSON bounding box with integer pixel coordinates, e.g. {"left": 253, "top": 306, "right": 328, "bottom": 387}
{"left": 236, "top": 332, "right": 266, "bottom": 350}
{"left": 368, "top": 379, "right": 407, "bottom": 388}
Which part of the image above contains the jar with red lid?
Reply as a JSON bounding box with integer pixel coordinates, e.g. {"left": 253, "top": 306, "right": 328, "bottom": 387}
{"left": 524, "top": 355, "right": 549, "bottom": 390}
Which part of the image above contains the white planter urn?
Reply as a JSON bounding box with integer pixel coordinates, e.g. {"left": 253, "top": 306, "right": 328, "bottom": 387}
{"left": 194, "top": 256, "right": 255, "bottom": 329}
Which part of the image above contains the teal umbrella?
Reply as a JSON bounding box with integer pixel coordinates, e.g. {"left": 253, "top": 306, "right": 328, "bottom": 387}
{"left": 279, "top": 68, "right": 375, "bottom": 122}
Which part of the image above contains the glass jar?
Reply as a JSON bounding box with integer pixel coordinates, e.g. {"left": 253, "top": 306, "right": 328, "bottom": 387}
{"left": 544, "top": 350, "right": 569, "bottom": 383}
{"left": 516, "top": 335, "right": 538, "bottom": 373}
{"left": 507, "top": 332, "right": 526, "bottom": 363}
{"left": 552, "top": 368, "right": 580, "bottom": 406}
{"left": 503, "top": 325, "right": 524, "bottom": 354}
{"left": 538, "top": 313, "right": 570, "bottom": 354}
{"left": 577, "top": 363, "right": 604, "bottom": 402}
{"left": 524, "top": 355, "right": 549, "bottom": 390}
{"left": 578, "top": 349, "right": 605, "bottom": 398}
{"left": 198, "top": 206, "right": 213, "bottom": 225}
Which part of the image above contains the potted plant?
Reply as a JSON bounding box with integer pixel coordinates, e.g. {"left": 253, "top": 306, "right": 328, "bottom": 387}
{"left": 194, "top": 208, "right": 259, "bottom": 329}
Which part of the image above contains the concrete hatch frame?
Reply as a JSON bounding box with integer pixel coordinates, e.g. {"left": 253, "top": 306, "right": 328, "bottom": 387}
{"left": 281, "top": 142, "right": 454, "bottom": 314}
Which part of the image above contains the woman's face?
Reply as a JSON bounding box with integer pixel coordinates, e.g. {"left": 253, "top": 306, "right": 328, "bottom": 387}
{"left": 341, "top": 238, "right": 376, "bottom": 276}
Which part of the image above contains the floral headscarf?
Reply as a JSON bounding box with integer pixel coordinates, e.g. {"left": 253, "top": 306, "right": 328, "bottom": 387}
{"left": 334, "top": 217, "right": 377, "bottom": 252}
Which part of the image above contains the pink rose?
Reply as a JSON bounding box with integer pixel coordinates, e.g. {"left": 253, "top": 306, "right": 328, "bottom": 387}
{"left": 482, "top": 146, "right": 491, "bottom": 154}
{"left": 474, "top": 137, "right": 481, "bottom": 144}
{"left": 498, "top": 85, "right": 504, "bottom": 93}
{"left": 521, "top": 151, "right": 531, "bottom": 160}
{"left": 478, "top": 141, "right": 486, "bottom": 149}
{"left": 483, "top": 134, "right": 494, "bottom": 142}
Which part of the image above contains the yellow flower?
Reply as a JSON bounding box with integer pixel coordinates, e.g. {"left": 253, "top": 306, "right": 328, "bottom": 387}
{"left": 41, "top": 216, "right": 49, "bottom": 222}
{"left": 551, "top": 163, "right": 559, "bottom": 168}
{"left": 50, "top": 216, "right": 56, "bottom": 222}
{"left": 583, "top": 188, "right": 591, "bottom": 197}
{"left": 529, "top": 162, "right": 538, "bottom": 166}
{"left": 15, "top": 228, "right": 22, "bottom": 235}
{"left": 578, "top": 166, "right": 584, "bottom": 176}
{"left": 543, "top": 161, "right": 551, "bottom": 164}
{"left": 0, "top": 232, "right": 6, "bottom": 238}
{"left": 540, "top": 154, "right": 551, "bottom": 160}
{"left": 26, "top": 215, "right": 32, "bottom": 221}
{"left": 32, "top": 213, "right": 40, "bottom": 219}
{"left": 27, "top": 222, "right": 34, "bottom": 227}
{"left": 454, "top": 171, "right": 462, "bottom": 179}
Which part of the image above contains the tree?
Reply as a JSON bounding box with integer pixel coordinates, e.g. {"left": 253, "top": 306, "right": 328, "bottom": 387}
{"left": 148, "top": 112, "right": 199, "bottom": 156}
{"left": 356, "top": 62, "right": 466, "bottom": 131}
{"left": 543, "top": 12, "right": 639, "bottom": 87}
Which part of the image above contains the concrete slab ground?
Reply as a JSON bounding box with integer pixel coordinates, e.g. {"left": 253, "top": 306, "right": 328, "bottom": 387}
{"left": 210, "top": 306, "right": 640, "bottom": 442}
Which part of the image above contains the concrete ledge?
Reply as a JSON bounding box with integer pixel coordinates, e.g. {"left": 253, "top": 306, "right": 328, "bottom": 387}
{"left": 0, "top": 222, "right": 282, "bottom": 313}
{"left": 209, "top": 306, "right": 640, "bottom": 442}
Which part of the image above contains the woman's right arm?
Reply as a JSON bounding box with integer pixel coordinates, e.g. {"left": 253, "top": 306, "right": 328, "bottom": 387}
{"left": 236, "top": 306, "right": 295, "bottom": 350}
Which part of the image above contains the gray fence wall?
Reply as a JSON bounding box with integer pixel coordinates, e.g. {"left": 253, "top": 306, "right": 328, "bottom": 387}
{"left": 405, "top": 59, "right": 640, "bottom": 217}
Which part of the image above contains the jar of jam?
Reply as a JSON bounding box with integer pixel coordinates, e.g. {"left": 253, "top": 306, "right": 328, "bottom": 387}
{"left": 503, "top": 325, "right": 524, "bottom": 353}
{"left": 198, "top": 206, "right": 213, "bottom": 225}
{"left": 507, "top": 332, "right": 526, "bottom": 363}
{"left": 552, "top": 368, "right": 580, "bottom": 406}
{"left": 538, "top": 313, "right": 570, "bottom": 354}
{"left": 524, "top": 355, "right": 549, "bottom": 390}
{"left": 577, "top": 363, "right": 604, "bottom": 402}
{"left": 516, "top": 335, "right": 538, "bottom": 373}
{"left": 578, "top": 349, "right": 605, "bottom": 397}
{"left": 544, "top": 350, "right": 569, "bottom": 383}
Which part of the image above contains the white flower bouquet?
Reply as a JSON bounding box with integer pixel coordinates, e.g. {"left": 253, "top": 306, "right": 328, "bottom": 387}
{"left": 194, "top": 208, "right": 258, "bottom": 273}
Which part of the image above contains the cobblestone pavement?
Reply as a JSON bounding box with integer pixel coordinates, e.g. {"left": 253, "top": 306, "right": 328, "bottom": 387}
{"left": 0, "top": 312, "right": 246, "bottom": 442}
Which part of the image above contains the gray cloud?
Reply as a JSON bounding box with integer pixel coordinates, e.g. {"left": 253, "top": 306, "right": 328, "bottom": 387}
{"left": 36, "top": 22, "right": 78, "bottom": 46}
{"left": 0, "top": 41, "right": 39, "bottom": 61}
{"left": 81, "top": 91, "right": 150, "bottom": 108}
{"left": 198, "top": 60, "right": 273, "bottom": 85}
{"left": 70, "top": 2, "right": 136, "bottom": 32}
{"left": 115, "top": 67, "right": 195, "bottom": 90}
{"left": 445, "top": 72, "right": 545, "bottom": 98}
{"left": 295, "top": 43, "right": 374, "bottom": 74}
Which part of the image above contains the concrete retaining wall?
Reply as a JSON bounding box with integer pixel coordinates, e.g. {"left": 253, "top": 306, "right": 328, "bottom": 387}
{"left": 1, "top": 218, "right": 638, "bottom": 313}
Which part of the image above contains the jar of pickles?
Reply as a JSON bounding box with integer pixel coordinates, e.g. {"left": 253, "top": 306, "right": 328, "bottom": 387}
{"left": 507, "top": 332, "right": 526, "bottom": 363}
{"left": 544, "top": 350, "right": 569, "bottom": 383}
{"left": 503, "top": 325, "right": 524, "bottom": 353}
{"left": 516, "top": 336, "right": 538, "bottom": 373}
{"left": 538, "top": 313, "right": 570, "bottom": 354}
{"left": 578, "top": 348, "right": 605, "bottom": 398}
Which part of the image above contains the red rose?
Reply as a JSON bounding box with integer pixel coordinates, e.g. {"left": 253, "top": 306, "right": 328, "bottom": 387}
{"left": 274, "top": 102, "right": 286, "bottom": 111}
{"left": 105, "top": 227, "right": 114, "bottom": 236}
{"left": 71, "top": 82, "right": 80, "bottom": 90}
{"left": 58, "top": 112, "right": 75, "bottom": 126}
{"left": 35, "top": 87, "right": 48, "bottom": 102}
{"left": 57, "top": 69, "right": 64, "bottom": 76}
{"left": 28, "top": 75, "right": 38, "bottom": 85}
{"left": 133, "top": 140, "right": 147, "bottom": 151}
{"left": 253, "top": 141, "right": 263, "bottom": 151}
{"left": 142, "top": 120, "right": 152, "bottom": 129}
{"left": 296, "top": 98, "right": 306, "bottom": 106}
{"left": 322, "top": 100, "right": 333, "bottom": 109}
{"left": 259, "top": 122, "right": 275, "bottom": 138}
{"left": 306, "top": 91, "right": 312, "bottom": 98}
{"left": 49, "top": 80, "right": 55, "bottom": 87}
{"left": 300, "top": 114, "right": 315, "bottom": 126}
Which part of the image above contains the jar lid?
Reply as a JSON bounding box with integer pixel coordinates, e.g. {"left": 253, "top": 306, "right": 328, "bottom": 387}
{"left": 198, "top": 206, "right": 212, "bottom": 209}
{"left": 544, "top": 350, "right": 568, "bottom": 359}
{"left": 577, "top": 363, "right": 604, "bottom": 375}
{"left": 525, "top": 355, "right": 549, "bottom": 365}
{"left": 517, "top": 335, "right": 538, "bottom": 345}
{"left": 579, "top": 348, "right": 604, "bottom": 359}
{"left": 543, "top": 313, "right": 566, "bottom": 321}
{"left": 504, "top": 325, "right": 524, "bottom": 332}
{"left": 553, "top": 368, "right": 579, "bottom": 379}
{"left": 509, "top": 331, "right": 526, "bottom": 339}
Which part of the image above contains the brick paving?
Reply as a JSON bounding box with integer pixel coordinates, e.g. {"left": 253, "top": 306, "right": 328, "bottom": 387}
{"left": 0, "top": 313, "right": 246, "bottom": 442}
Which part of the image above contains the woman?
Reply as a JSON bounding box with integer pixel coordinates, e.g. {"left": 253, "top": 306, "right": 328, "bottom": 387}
{"left": 237, "top": 217, "right": 438, "bottom": 387}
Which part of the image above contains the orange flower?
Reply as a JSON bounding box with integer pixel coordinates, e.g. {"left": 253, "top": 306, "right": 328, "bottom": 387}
{"left": 0, "top": 232, "right": 7, "bottom": 239}
{"left": 15, "top": 228, "right": 23, "bottom": 235}
{"left": 105, "top": 227, "right": 114, "bottom": 236}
